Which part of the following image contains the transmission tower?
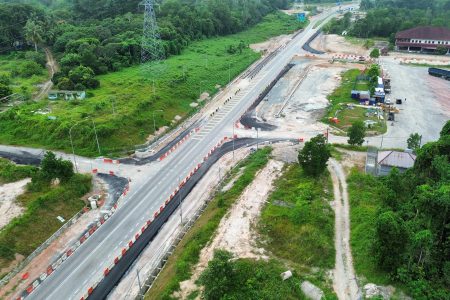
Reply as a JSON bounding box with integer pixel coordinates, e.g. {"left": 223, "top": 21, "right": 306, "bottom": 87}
{"left": 141, "top": 0, "right": 164, "bottom": 64}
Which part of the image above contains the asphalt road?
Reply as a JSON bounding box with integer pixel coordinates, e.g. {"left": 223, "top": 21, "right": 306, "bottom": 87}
{"left": 27, "top": 8, "right": 345, "bottom": 300}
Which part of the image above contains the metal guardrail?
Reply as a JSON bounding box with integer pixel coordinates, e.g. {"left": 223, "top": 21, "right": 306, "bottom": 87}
{"left": 0, "top": 210, "right": 84, "bottom": 287}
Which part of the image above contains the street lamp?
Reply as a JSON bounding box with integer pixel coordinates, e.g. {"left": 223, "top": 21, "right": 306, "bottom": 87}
{"left": 91, "top": 119, "right": 101, "bottom": 155}
{"left": 69, "top": 118, "right": 102, "bottom": 173}
{"left": 152, "top": 110, "right": 164, "bottom": 134}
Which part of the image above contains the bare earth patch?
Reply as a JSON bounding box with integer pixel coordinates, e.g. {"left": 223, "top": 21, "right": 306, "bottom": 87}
{"left": 175, "top": 159, "right": 284, "bottom": 299}
{"left": 0, "top": 178, "right": 30, "bottom": 230}
{"left": 311, "top": 34, "right": 368, "bottom": 56}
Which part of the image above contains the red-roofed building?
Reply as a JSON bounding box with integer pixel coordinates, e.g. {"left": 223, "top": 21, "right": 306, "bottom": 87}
{"left": 395, "top": 26, "right": 450, "bottom": 54}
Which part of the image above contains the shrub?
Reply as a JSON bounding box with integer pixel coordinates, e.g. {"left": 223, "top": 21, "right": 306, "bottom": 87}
{"left": 0, "top": 83, "right": 12, "bottom": 99}
{"left": 19, "top": 61, "right": 43, "bottom": 78}
{"left": 25, "top": 51, "right": 46, "bottom": 67}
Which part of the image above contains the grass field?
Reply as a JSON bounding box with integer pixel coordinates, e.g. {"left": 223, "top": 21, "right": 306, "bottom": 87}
{"left": 145, "top": 148, "right": 272, "bottom": 300}
{"left": 0, "top": 173, "right": 90, "bottom": 274}
{"left": 347, "top": 169, "right": 391, "bottom": 285}
{"left": 0, "top": 12, "right": 304, "bottom": 157}
{"left": 322, "top": 69, "right": 386, "bottom": 134}
{"left": 259, "top": 164, "right": 336, "bottom": 298}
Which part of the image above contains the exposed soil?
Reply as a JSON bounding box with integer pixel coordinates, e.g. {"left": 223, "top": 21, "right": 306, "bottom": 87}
{"left": 311, "top": 34, "right": 368, "bottom": 56}
{"left": 250, "top": 34, "right": 292, "bottom": 54}
{"left": 175, "top": 159, "right": 284, "bottom": 299}
{"left": 0, "top": 178, "right": 30, "bottom": 230}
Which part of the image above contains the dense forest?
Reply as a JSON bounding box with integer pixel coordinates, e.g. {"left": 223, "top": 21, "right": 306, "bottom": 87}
{"left": 372, "top": 122, "right": 450, "bottom": 299}
{"left": 0, "top": 0, "right": 290, "bottom": 90}
{"left": 325, "top": 0, "right": 450, "bottom": 42}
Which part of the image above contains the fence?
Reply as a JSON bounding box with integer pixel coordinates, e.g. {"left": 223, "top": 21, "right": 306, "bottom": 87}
{"left": 0, "top": 210, "right": 84, "bottom": 287}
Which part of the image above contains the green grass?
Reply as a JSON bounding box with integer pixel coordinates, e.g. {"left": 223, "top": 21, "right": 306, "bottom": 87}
{"left": 347, "top": 169, "right": 391, "bottom": 285}
{"left": 0, "top": 53, "right": 47, "bottom": 96}
{"left": 0, "top": 173, "right": 91, "bottom": 271}
{"left": 0, "top": 158, "right": 37, "bottom": 184}
{"left": 0, "top": 12, "right": 305, "bottom": 157}
{"left": 259, "top": 164, "right": 336, "bottom": 298}
{"left": 145, "top": 148, "right": 272, "bottom": 300}
{"left": 402, "top": 63, "right": 450, "bottom": 69}
{"left": 332, "top": 143, "right": 368, "bottom": 152}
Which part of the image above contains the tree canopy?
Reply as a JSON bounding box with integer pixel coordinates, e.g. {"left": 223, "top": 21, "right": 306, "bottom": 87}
{"left": 298, "top": 134, "right": 331, "bottom": 177}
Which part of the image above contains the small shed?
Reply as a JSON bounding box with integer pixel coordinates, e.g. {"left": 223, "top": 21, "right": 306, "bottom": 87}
{"left": 376, "top": 150, "right": 416, "bottom": 176}
{"left": 48, "top": 90, "right": 86, "bottom": 101}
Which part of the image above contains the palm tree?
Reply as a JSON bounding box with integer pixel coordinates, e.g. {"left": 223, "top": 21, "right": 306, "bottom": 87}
{"left": 24, "top": 19, "right": 44, "bottom": 52}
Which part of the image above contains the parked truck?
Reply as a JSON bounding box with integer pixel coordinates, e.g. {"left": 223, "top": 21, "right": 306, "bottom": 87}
{"left": 428, "top": 68, "right": 450, "bottom": 80}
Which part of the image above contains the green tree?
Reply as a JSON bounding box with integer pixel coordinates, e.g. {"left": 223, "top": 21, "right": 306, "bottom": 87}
{"left": 374, "top": 210, "right": 408, "bottom": 271}
{"left": 199, "top": 250, "right": 236, "bottom": 300}
{"left": 0, "top": 83, "right": 12, "bottom": 100}
{"left": 38, "top": 151, "right": 74, "bottom": 183}
{"left": 407, "top": 133, "right": 422, "bottom": 151}
{"left": 298, "top": 134, "right": 331, "bottom": 176}
{"left": 370, "top": 48, "right": 380, "bottom": 58}
{"left": 24, "top": 18, "right": 44, "bottom": 52}
{"left": 436, "top": 46, "right": 448, "bottom": 55}
{"left": 347, "top": 121, "right": 366, "bottom": 146}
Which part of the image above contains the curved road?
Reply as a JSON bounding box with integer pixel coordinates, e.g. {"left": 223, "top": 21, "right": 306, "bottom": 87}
{"left": 27, "top": 7, "right": 348, "bottom": 300}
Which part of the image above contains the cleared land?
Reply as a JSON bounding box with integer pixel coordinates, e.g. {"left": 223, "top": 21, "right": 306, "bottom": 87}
{"left": 0, "top": 13, "right": 304, "bottom": 157}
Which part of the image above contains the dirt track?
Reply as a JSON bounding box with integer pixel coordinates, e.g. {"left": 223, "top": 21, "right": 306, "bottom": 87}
{"left": 329, "top": 159, "right": 360, "bottom": 300}
{"left": 34, "top": 48, "right": 59, "bottom": 100}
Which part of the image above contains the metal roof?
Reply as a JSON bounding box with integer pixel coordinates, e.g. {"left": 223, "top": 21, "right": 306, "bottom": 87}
{"left": 396, "top": 26, "right": 450, "bottom": 41}
{"left": 377, "top": 151, "right": 416, "bottom": 169}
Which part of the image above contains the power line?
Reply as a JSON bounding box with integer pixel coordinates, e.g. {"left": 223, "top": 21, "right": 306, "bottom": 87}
{"left": 140, "top": 0, "right": 164, "bottom": 64}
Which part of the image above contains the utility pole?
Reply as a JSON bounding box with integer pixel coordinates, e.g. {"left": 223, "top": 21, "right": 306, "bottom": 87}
{"left": 256, "top": 128, "right": 259, "bottom": 150}
{"left": 152, "top": 109, "right": 164, "bottom": 134}
{"left": 228, "top": 61, "right": 231, "bottom": 83}
{"left": 69, "top": 124, "right": 79, "bottom": 173}
{"left": 380, "top": 135, "right": 384, "bottom": 149}
{"left": 136, "top": 269, "right": 143, "bottom": 300}
{"left": 92, "top": 119, "right": 101, "bottom": 155}
{"left": 232, "top": 122, "right": 235, "bottom": 161}
{"left": 178, "top": 176, "right": 183, "bottom": 225}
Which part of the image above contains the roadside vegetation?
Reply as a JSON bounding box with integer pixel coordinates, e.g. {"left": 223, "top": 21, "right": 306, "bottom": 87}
{"left": 0, "top": 153, "right": 91, "bottom": 274}
{"left": 145, "top": 148, "right": 272, "bottom": 300}
{"left": 0, "top": 159, "right": 36, "bottom": 184}
{"left": 0, "top": 11, "right": 304, "bottom": 156}
{"left": 348, "top": 121, "right": 450, "bottom": 299}
{"left": 322, "top": 68, "right": 386, "bottom": 135}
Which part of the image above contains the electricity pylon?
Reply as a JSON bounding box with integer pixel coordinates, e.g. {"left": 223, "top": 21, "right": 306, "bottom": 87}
{"left": 141, "top": 0, "right": 164, "bottom": 64}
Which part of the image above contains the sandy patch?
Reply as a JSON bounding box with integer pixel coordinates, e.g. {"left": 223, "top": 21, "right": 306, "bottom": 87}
{"left": 175, "top": 159, "right": 284, "bottom": 299}
{"left": 0, "top": 178, "right": 30, "bottom": 230}
{"left": 311, "top": 34, "right": 368, "bottom": 56}
{"left": 250, "top": 34, "right": 292, "bottom": 53}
